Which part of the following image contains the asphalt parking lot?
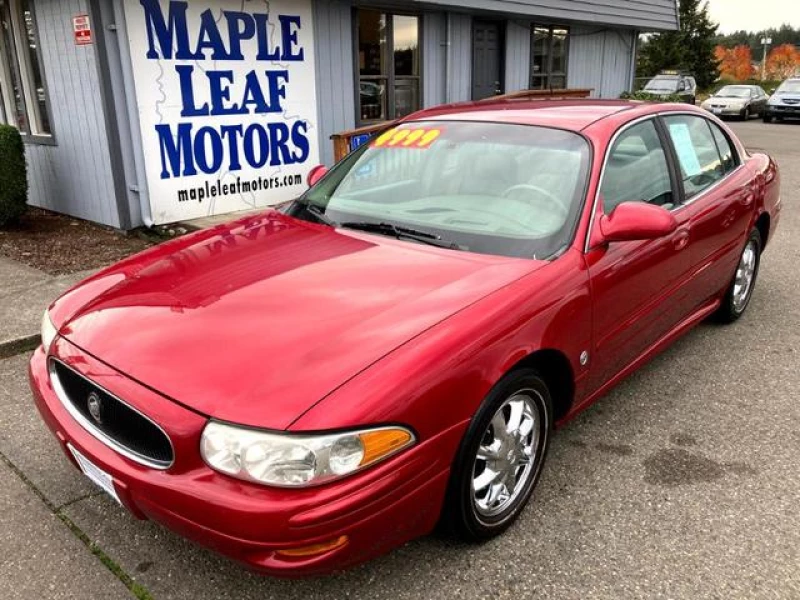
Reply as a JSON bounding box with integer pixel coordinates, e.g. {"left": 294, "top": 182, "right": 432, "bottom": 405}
{"left": 1, "top": 119, "right": 798, "bottom": 600}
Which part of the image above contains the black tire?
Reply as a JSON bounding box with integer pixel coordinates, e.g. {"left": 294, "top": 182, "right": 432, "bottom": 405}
{"left": 715, "top": 229, "right": 762, "bottom": 323}
{"left": 742, "top": 107, "right": 750, "bottom": 121}
{"left": 440, "top": 368, "right": 553, "bottom": 542}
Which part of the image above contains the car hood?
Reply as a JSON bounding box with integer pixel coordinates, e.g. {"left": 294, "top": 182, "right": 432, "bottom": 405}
{"left": 707, "top": 97, "right": 748, "bottom": 106}
{"left": 54, "top": 211, "right": 538, "bottom": 429}
{"left": 771, "top": 93, "right": 800, "bottom": 104}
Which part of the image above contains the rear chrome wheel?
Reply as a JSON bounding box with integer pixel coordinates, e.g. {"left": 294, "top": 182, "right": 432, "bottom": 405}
{"left": 716, "top": 229, "right": 762, "bottom": 323}
{"left": 442, "top": 369, "right": 552, "bottom": 541}
{"left": 732, "top": 240, "right": 757, "bottom": 313}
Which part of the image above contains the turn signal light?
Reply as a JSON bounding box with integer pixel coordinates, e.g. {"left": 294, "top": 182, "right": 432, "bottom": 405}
{"left": 359, "top": 429, "right": 414, "bottom": 465}
{"left": 276, "top": 535, "right": 349, "bottom": 558}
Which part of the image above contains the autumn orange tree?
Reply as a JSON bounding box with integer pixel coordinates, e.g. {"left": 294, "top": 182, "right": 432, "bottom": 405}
{"left": 765, "top": 44, "right": 800, "bottom": 80}
{"left": 715, "top": 44, "right": 755, "bottom": 80}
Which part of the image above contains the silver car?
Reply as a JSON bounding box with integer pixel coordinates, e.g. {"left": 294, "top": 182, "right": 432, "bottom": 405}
{"left": 701, "top": 85, "right": 769, "bottom": 120}
{"left": 764, "top": 78, "right": 800, "bottom": 123}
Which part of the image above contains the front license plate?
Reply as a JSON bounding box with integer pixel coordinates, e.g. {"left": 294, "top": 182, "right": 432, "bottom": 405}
{"left": 712, "top": 108, "right": 722, "bottom": 114}
{"left": 67, "top": 444, "right": 121, "bottom": 505}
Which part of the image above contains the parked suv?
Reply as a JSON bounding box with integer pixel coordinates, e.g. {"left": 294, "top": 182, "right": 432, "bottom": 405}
{"left": 642, "top": 71, "right": 697, "bottom": 104}
{"left": 763, "top": 78, "right": 800, "bottom": 122}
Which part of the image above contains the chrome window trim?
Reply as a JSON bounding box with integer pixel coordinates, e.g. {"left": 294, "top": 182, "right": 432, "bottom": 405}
{"left": 583, "top": 110, "right": 744, "bottom": 254}
{"left": 48, "top": 358, "right": 175, "bottom": 470}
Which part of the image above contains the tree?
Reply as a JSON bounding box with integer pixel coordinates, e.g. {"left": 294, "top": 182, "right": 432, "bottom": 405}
{"left": 765, "top": 44, "right": 800, "bottom": 80}
{"left": 715, "top": 44, "right": 755, "bottom": 81}
{"left": 638, "top": 0, "right": 720, "bottom": 89}
{"left": 713, "top": 24, "right": 800, "bottom": 56}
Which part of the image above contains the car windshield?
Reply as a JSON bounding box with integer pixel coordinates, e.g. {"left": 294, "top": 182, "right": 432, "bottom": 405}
{"left": 716, "top": 86, "right": 751, "bottom": 98}
{"left": 776, "top": 80, "right": 800, "bottom": 94}
{"left": 290, "top": 121, "right": 591, "bottom": 260}
{"left": 644, "top": 77, "right": 679, "bottom": 92}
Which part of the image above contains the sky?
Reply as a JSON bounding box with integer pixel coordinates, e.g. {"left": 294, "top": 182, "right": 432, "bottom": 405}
{"left": 706, "top": 0, "right": 800, "bottom": 34}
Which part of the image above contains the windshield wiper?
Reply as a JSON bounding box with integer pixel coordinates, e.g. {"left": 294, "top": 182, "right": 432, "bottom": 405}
{"left": 340, "top": 221, "right": 461, "bottom": 250}
{"left": 303, "top": 203, "right": 338, "bottom": 227}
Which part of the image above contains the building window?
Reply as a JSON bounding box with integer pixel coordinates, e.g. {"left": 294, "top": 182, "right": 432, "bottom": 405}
{"left": 530, "top": 25, "right": 569, "bottom": 90}
{"left": 357, "top": 10, "right": 419, "bottom": 125}
{"left": 0, "top": 0, "right": 51, "bottom": 137}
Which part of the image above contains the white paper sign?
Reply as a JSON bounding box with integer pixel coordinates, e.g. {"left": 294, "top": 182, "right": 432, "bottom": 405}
{"left": 124, "top": 0, "right": 319, "bottom": 224}
{"left": 667, "top": 122, "right": 702, "bottom": 177}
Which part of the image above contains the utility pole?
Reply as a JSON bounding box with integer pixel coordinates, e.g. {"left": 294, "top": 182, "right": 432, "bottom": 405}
{"left": 760, "top": 36, "right": 772, "bottom": 80}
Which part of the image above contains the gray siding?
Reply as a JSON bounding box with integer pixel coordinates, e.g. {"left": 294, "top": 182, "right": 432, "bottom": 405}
{"left": 448, "top": 13, "right": 472, "bottom": 102}
{"left": 568, "top": 25, "right": 636, "bottom": 98}
{"left": 505, "top": 20, "right": 531, "bottom": 92}
{"left": 405, "top": 0, "right": 677, "bottom": 31}
{"left": 423, "top": 13, "right": 447, "bottom": 107}
{"left": 313, "top": 0, "right": 356, "bottom": 166}
{"left": 27, "top": 0, "right": 119, "bottom": 227}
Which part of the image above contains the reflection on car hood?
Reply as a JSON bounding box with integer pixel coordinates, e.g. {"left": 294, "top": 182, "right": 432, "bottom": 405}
{"left": 772, "top": 93, "right": 800, "bottom": 104}
{"left": 708, "top": 97, "right": 748, "bottom": 105}
{"left": 53, "top": 211, "right": 539, "bottom": 429}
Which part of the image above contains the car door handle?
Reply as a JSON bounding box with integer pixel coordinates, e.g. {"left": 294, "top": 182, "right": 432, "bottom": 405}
{"left": 741, "top": 193, "right": 754, "bottom": 207}
{"left": 673, "top": 228, "right": 690, "bottom": 251}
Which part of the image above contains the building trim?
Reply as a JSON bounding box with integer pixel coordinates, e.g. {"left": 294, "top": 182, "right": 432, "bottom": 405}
{"left": 87, "top": 0, "right": 132, "bottom": 230}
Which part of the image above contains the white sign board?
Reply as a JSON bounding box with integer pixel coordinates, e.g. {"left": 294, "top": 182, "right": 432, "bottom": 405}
{"left": 124, "top": 0, "right": 319, "bottom": 224}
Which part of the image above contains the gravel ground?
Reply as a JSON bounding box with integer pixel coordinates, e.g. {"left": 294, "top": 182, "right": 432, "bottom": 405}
{"left": 2, "top": 119, "right": 798, "bottom": 600}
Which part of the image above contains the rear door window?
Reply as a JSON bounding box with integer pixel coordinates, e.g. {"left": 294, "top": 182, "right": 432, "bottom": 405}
{"left": 708, "top": 122, "right": 738, "bottom": 175}
{"left": 662, "top": 115, "right": 725, "bottom": 200}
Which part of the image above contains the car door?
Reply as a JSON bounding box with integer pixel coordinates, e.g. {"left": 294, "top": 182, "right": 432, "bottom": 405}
{"left": 755, "top": 88, "right": 768, "bottom": 114}
{"left": 585, "top": 118, "right": 692, "bottom": 393}
{"left": 661, "top": 114, "right": 755, "bottom": 311}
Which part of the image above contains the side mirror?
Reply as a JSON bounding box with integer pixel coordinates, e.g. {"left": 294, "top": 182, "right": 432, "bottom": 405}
{"left": 306, "top": 165, "right": 329, "bottom": 188}
{"left": 599, "top": 202, "right": 678, "bottom": 243}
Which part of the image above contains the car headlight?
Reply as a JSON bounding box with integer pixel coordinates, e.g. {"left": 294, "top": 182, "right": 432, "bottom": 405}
{"left": 41, "top": 310, "right": 58, "bottom": 351}
{"left": 200, "top": 421, "right": 415, "bottom": 487}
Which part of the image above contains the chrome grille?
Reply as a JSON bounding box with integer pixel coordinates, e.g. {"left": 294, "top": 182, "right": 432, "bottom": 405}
{"left": 49, "top": 360, "right": 174, "bottom": 469}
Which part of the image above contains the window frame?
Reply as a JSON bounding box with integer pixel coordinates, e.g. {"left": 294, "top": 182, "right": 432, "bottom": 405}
{"left": 353, "top": 8, "right": 423, "bottom": 127}
{"left": 660, "top": 113, "right": 739, "bottom": 202}
{"left": 586, "top": 112, "right": 746, "bottom": 253}
{"left": 529, "top": 24, "right": 570, "bottom": 91}
{"left": 598, "top": 117, "right": 680, "bottom": 214}
{"left": 0, "top": 0, "right": 54, "bottom": 144}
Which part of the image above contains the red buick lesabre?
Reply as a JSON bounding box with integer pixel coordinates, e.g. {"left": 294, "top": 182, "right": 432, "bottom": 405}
{"left": 30, "top": 99, "right": 780, "bottom": 576}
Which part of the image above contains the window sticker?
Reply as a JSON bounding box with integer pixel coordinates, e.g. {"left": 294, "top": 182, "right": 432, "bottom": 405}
{"left": 668, "top": 122, "right": 702, "bottom": 177}
{"left": 372, "top": 128, "right": 442, "bottom": 149}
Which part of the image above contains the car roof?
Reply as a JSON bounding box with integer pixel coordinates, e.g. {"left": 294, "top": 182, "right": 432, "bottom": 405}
{"left": 402, "top": 98, "right": 655, "bottom": 132}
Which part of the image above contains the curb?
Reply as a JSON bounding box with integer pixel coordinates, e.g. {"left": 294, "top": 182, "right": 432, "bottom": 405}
{"left": 0, "top": 335, "right": 39, "bottom": 359}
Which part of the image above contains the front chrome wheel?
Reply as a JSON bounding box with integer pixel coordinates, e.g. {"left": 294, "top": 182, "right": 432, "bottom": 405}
{"left": 733, "top": 240, "right": 757, "bottom": 313}
{"left": 472, "top": 391, "right": 541, "bottom": 518}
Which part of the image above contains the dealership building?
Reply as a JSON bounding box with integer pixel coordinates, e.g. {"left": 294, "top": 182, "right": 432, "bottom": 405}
{"left": 0, "top": 0, "right": 678, "bottom": 229}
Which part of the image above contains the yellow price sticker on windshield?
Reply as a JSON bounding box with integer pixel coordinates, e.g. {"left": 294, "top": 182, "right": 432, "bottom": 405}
{"left": 372, "top": 128, "right": 442, "bottom": 149}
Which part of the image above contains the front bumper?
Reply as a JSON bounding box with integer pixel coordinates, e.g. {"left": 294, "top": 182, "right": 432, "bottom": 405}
{"left": 704, "top": 105, "right": 747, "bottom": 116}
{"left": 29, "top": 338, "right": 456, "bottom": 576}
{"left": 766, "top": 105, "right": 800, "bottom": 118}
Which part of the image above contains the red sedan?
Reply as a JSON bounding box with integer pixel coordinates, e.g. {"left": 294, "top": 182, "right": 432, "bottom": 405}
{"left": 30, "top": 99, "right": 780, "bottom": 576}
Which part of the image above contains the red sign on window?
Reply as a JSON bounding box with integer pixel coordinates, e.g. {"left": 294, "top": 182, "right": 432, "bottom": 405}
{"left": 73, "top": 14, "right": 92, "bottom": 46}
